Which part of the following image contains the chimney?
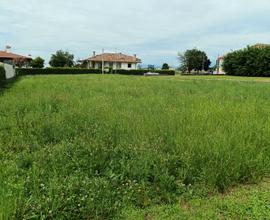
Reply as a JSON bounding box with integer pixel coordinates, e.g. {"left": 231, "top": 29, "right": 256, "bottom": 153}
{"left": 5, "top": 45, "right": 11, "bottom": 53}
{"left": 93, "top": 51, "right": 96, "bottom": 57}
{"left": 134, "top": 54, "right": 137, "bottom": 58}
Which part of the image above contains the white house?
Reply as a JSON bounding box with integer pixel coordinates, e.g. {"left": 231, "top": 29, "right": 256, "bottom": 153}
{"left": 84, "top": 52, "right": 141, "bottom": 70}
{"left": 215, "top": 56, "right": 226, "bottom": 75}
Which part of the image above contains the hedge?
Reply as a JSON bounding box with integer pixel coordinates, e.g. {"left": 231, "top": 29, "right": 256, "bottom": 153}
{"left": 16, "top": 68, "right": 102, "bottom": 76}
{"left": 16, "top": 68, "right": 176, "bottom": 76}
{"left": 0, "top": 65, "right": 6, "bottom": 86}
{"left": 116, "top": 69, "right": 175, "bottom": 75}
{"left": 223, "top": 46, "right": 270, "bottom": 76}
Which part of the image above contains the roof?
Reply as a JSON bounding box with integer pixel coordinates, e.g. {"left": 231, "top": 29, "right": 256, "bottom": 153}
{"left": 217, "top": 55, "right": 226, "bottom": 61}
{"left": 0, "top": 51, "right": 32, "bottom": 60}
{"left": 87, "top": 53, "right": 141, "bottom": 63}
{"left": 251, "top": 43, "right": 270, "bottom": 49}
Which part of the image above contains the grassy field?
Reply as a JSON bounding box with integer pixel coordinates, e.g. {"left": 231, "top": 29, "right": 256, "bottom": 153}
{"left": 1, "top": 74, "right": 270, "bottom": 219}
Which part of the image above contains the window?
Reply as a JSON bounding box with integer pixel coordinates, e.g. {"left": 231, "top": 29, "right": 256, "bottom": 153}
{"left": 128, "top": 63, "right": 132, "bottom": 68}
{"left": 116, "top": 63, "right": 121, "bottom": 69}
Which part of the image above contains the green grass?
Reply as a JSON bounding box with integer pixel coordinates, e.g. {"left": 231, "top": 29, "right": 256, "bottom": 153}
{"left": 119, "top": 179, "right": 270, "bottom": 219}
{"left": 1, "top": 74, "right": 270, "bottom": 219}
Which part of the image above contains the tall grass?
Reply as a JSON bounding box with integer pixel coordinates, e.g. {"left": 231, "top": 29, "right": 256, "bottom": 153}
{"left": 1, "top": 75, "right": 270, "bottom": 219}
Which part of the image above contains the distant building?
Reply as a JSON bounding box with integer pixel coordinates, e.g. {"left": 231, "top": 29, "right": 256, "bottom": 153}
{"left": 84, "top": 52, "right": 141, "bottom": 70}
{"left": 0, "top": 46, "right": 32, "bottom": 67}
{"left": 215, "top": 56, "right": 226, "bottom": 75}
{"left": 251, "top": 43, "right": 270, "bottom": 49}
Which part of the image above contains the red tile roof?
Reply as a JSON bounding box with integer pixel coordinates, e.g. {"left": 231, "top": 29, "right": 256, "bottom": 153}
{"left": 87, "top": 53, "right": 141, "bottom": 63}
{"left": 0, "top": 51, "right": 32, "bottom": 60}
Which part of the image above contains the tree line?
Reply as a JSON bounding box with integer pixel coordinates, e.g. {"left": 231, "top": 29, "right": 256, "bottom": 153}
{"left": 22, "top": 49, "right": 212, "bottom": 72}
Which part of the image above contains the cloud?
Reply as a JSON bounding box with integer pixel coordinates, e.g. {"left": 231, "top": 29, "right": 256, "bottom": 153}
{"left": 1, "top": 0, "right": 270, "bottom": 66}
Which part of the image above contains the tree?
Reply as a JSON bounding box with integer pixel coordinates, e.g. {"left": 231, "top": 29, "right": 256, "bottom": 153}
{"left": 178, "top": 49, "right": 211, "bottom": 73}
{"left": 223, "top": 46, "right": 270, "bottom": 76}
{"left": 31, "top": 57, "right": 45, "bottom": 68}
{"left": 14, "top": 57, "right": 28, "bottom": 68}
{"left": 49, "top": 50, "right": 74, "bottom": 67}
{"left": 162, "top": 63, "right": 169, "bottom": 70}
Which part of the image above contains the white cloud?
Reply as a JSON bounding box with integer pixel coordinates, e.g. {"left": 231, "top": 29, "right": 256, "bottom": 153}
{"left": 1, "top": 0, "right": 270, "bottom": 66}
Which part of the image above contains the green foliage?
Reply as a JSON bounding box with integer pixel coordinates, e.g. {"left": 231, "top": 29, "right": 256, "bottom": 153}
{"left": 31, "top": 57, "right": 45, "bottom": 68}
{"left": 0, "top": 65, "right": 6, "bottom": 85}
{"left": 49, "top": 50, "right": 74, "bottom": 67}
{"left": 162, "top": 63, "right": 170, "bottom": 70}
{"left": 1, "top": 75, "right": 270, "bottom": 219}
{"left": 178, "top": 49, "right": 211, "bottom": 73}
{"left": 223, "top": 46, "right": 270, "bottom": 76}
{"left": 16, "top": 67, "right": 102, "bottom": 75}
{"left": 15, "top": 68, "right": 175, "bottom": 76}
{"left": 117, "top": 69, "right": 175, "bottom": 75}
{"left": 120, "top": 179, "right": 270, "bottom": 219}
{"left": 13, "top": 57, "right": 29, "bottom": 68}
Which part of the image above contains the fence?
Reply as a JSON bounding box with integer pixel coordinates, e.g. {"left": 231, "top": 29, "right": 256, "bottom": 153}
{"left": 0, "top": 62, "right": 16, "bottom": 79}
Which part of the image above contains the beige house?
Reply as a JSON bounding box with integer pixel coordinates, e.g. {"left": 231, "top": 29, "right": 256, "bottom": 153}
{"left": 216, "top": 56, "right": 226, "bottom": 75}
{"left": 84, "top": 52, "right": 141, "bottom": 70}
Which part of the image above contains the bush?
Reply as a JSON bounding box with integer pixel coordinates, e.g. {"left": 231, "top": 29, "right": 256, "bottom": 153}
{"left": 223, "top": 46, "right": 270, "bottom": 76}
{"left": 117, "top": 69, "right": 175, "bottom": 76}
{"left": 16, "top": 68, "right": 175, "bottom": 76}
{"left": 0, "top": 65, "right": 6, "bottom": 85}
{"left": 16, "top": 68, "right": 102, "bottom": 76}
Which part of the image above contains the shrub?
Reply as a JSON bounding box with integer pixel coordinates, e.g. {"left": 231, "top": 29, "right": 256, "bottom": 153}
{"left": 223, "top": 46, "right": 270, "bottom": 76}
{"left": 117, "top": 69, "right": 175, "bottom": 76}
{"left": 16, "top": 68, "right": 175, "bottom": 76}
{"left": 16, "top": 68, "right": 102, "bottom": 76}
{"left": 0, "top": 65, "right": 6, "bottom": 85}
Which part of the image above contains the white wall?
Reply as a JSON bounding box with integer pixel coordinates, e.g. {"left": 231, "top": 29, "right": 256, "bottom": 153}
{"left": 215, "top": 59, "right": 225, "bottom": 75}
{"left": 89, "top": 61, "right": 137, "bottom": 70}
{"left": 0, "top": 62, "right": 16, "bottom": 79}
{"left": 118, "top": 63, "right": 137, "bottom": 70}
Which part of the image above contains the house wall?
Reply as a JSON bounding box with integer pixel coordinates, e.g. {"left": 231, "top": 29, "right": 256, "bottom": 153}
{"left": 215, "top": 58, "right": 225, "bottom": 75}
{"left": 120, "top": 63, "right": 137, "bottom": 70}
{"left": 0, "top": 62, "right": 16, "bottom": 79}
{"left": 88, "top": 61, "right": 137, "bottom": 70}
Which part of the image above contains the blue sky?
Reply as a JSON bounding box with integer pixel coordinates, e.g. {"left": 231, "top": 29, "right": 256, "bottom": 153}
{"left": 1, "top": 0, "right": 270, "bottom": 67}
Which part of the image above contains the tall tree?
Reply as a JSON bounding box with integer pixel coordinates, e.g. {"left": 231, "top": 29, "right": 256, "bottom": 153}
{"left": 178, "top": 49, "right": 211, "bottom": 73}
{"left": 162, "top": 63, "right": 170, "bottom": 70}
{"left": 49, "top": 50, "right": 74, "bottom": 67}
{"left": 31, "top": 57, "right": 45, "bottom": 68}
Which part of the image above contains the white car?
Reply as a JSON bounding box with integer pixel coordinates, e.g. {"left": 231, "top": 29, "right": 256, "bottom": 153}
{"left": 144, "top": 72, "right": 159, "bottom": 76}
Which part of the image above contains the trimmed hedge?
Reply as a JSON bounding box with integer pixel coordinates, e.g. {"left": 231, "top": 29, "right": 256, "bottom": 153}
{"left": 116, "top": 69, "right": 175, "bottom": 75}
{"left": 16, "top": 68, "right": 175, "bottom": 76}
{"left": 16, "top": 68, "right": 102, "bottom": 76}
{"left": 223, "top": 46, "right": 270, "bottom": 76}
{"left": 0, "top": 65, "right": 6, "bottom": 85}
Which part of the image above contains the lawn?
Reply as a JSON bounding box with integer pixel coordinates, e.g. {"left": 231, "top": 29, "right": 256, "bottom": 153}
{"left": 1, "top": 74, "right": 270, "bottom": 219}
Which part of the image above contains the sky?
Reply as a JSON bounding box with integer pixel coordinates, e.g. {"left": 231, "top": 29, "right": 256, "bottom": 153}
{"left": 1, "top": 0, "right": 270, "bottom": 67}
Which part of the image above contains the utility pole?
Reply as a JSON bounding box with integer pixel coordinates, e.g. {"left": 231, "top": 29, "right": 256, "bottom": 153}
{"left": 102, "top": 48, "right": 104, "bottom": 74}
{"left": 202, "top": 54, "right": 205, "bottom": 73}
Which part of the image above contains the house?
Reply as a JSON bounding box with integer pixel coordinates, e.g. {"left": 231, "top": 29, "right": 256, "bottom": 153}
{"left": 84, "top": 52, "right": 141, "bottom": 70}
{"left": 251, "top": 43, "right": 270, "bottom": 49}
{"left": 215, "top": 56, "right": 226, "bottom": 75}
{"left": 0, "top": 46, "right": 32, "bottom": 67}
